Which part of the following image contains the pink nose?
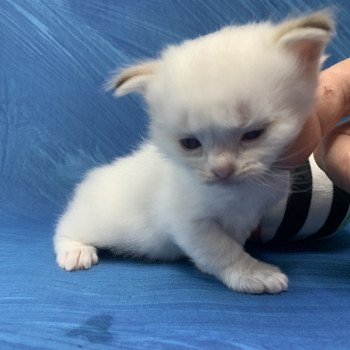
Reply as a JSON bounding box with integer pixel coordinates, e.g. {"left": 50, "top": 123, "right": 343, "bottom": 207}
{"left": 212, "top": 164, "right": 236, "bottom": 180}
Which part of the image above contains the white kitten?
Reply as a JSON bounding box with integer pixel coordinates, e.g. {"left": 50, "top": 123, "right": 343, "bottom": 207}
{"left": 54, "top": 12, "right": 333, "bottom": 294}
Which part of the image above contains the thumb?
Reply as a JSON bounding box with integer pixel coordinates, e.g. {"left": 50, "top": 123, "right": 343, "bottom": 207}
{"left": 314, "top": 60, "right": 350, "bottom": 135}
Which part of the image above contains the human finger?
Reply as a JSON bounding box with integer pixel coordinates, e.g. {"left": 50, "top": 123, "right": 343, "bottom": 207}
{"left": 314, "top": 119, "right": 350, "bottom": 192}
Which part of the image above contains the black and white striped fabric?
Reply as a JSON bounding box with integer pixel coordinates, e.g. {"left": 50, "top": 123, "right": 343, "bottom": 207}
{"left": 255, "top": 155, "right": 350, "bottom": 243}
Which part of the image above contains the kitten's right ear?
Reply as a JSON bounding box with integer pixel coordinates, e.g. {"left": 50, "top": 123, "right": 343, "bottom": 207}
{"left": 274, "top": 10, "right": 334, "bottom": 72}
{"left": 105, "top": 60, "right": 159, "bottom": 97}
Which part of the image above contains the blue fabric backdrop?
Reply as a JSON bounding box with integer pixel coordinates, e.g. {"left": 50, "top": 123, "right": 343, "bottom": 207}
{"left": 1, "top": 0, "right": 350, "bottom": 349}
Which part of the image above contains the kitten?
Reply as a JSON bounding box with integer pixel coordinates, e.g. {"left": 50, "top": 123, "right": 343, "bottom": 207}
{"left": 54, "top": 12, "right": 333, "bottom": 294}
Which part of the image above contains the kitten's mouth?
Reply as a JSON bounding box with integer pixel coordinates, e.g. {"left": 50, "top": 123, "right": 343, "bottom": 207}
{"left": 206, "top": 175, "right": 245, "bottom": 187}
{"left": 205, "top": 170, "right": 275, "bottom": 187}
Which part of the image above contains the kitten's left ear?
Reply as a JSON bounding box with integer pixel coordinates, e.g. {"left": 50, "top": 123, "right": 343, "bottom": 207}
{"left": 106, "top": 60, "right": 159, "bottom": 97}
{"left": 275, "top": 11, "right": 334, "bottom": 72}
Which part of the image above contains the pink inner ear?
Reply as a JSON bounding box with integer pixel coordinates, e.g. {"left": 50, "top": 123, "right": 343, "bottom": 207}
{"left": 296, "top": 40, "right": 322, "bottom": 66}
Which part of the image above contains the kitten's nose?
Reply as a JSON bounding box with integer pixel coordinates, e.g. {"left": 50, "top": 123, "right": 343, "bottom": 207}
{"left": 212, "top": 164, "right": 236, "bottom": 180}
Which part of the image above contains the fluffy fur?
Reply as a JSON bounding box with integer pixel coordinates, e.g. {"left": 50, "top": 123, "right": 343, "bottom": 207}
{"left": 54, "top": 11, "right": 333, "bottom": 294}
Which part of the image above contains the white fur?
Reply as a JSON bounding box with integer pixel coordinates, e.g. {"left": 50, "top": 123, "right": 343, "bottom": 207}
{"left": 54, "top": 12, "right": 332, "bottom": 293}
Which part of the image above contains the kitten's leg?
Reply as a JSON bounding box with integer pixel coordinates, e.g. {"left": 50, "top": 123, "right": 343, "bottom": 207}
{"left": 54, "top": 237, "right": 98, "bottom": 271}
{"left": 174, "top": 221, "right": 288, "bottom": 294}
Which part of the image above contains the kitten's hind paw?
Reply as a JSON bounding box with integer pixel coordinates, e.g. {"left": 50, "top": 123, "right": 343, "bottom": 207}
{"left": 56, "top": 241, "right": 98, "bottom": 271}
{"left": 225, "top": 259, "right": 288, "bottom": 294}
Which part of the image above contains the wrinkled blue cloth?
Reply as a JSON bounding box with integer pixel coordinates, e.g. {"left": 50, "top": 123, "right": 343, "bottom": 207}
{"left": 1, "top": 1, "right": 350, "bottom": 349}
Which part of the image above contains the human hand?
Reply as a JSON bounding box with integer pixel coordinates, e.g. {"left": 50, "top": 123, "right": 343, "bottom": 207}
{"left": 279, "top": 58, "right": 350, "bottom": 192}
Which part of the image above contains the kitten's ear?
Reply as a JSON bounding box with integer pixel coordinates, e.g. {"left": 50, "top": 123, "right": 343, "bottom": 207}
{"left": 275, "top": 11, "right": 334, "bottom": 72}
{"left": 106, "top": 60, "right": 159, "bottom": 96}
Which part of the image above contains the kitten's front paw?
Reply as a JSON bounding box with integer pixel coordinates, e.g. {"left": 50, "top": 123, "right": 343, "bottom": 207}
{"left": 56, "top": 242, "right": 98, "bottom": 271}
{"left": 224, "top": 259, "right": 288, "bottom": 294}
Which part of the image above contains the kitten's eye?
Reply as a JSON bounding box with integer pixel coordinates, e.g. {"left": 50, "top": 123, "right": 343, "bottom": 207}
{"left": 241, "top": 129, "right": 265, "bottom": 142}
{"left": 179, "top": 137, "right": 202, "bottom": 150}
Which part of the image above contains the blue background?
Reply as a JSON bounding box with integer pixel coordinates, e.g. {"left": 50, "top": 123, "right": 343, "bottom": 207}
{"left": 1, "top": 0, "right": 350, "bottom": 349}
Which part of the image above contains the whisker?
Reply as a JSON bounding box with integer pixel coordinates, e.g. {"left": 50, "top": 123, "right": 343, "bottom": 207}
{"left": 242, "top": 165, "right": 314, "bottom": 198}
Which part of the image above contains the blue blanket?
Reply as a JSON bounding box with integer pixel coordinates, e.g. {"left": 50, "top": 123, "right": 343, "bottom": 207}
{"left": 1, "top": 1, "right": 350, "bottom": 349}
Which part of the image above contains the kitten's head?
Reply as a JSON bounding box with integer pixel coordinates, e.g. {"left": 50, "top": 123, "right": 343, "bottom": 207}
{"left": 109, "top": 11, "right": 333, "bottom": 185}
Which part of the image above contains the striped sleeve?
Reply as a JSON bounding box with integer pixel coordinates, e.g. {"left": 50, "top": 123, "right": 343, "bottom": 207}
{"left": 257, "top": 155, "right": 350, "bottom": 243}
